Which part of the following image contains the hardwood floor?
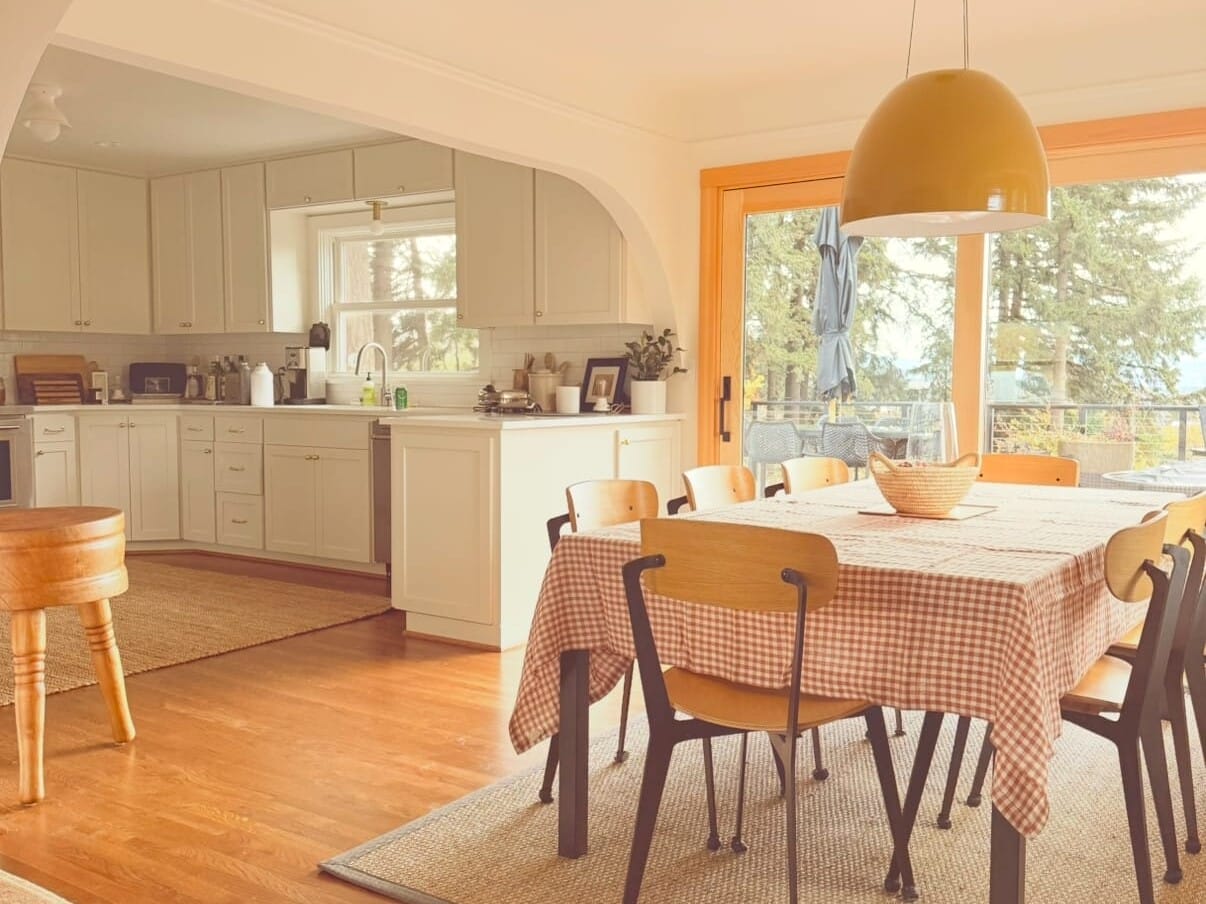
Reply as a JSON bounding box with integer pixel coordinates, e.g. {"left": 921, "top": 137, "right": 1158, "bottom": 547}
{"left": 0, "top": 558, "right": 633, "bottom": 903}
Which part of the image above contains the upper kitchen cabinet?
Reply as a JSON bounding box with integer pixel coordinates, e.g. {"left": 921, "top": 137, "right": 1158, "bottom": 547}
{"left": 354, "top": 140, "right": 454, "bottom": 199}
{"left": 455, "top": 152, "right": 535, "bottom": 328}
{"left": 265, "top": 149, "right": 354, "bottom": 208}
{"left": 1, "top": 160, "right": 151, "bottom": 333}
{"left": 151, "top": 171, "right": 225, "bottom": 333}
{"left": 221, "top": 163, "right": 271, "bottom": 332}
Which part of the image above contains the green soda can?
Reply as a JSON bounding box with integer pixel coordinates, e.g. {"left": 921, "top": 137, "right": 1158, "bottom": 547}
{"left": 394, "top": 386, "right": 408, "bottom": 410}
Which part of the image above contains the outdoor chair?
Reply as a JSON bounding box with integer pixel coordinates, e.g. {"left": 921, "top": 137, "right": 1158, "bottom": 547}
{"left": 538, "top": 479, "right": 660, "bottom": 805}
{"left": 819, "top": 420, "right": 892, "bottom": 478}
{"left": 744, "top": 420, "right": 801, "bottom": 492}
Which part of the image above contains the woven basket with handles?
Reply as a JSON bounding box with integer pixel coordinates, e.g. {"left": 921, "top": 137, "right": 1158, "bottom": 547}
{"left": 868, "top": 451, "right": 982, "bottom": 517}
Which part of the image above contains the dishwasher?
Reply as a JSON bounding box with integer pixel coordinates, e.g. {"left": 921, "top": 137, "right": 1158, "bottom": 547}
{"left": 370, "top": 419, "right": 391, "bottom": 587}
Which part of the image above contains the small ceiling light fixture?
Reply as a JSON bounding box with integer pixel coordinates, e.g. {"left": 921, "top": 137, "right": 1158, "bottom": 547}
{"left": 366, "top": 199, "right": 389, "bottom": 236}
{"left": 840, "top": 0, "right": 1049, "bottom": 237}
{"left": 21, "top": 84, "right": 71, "bottom": 143}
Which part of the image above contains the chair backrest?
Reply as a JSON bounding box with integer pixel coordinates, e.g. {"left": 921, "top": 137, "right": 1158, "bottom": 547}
{"left": 1156, "top": 492, "right": 1206, "bottom": 672}
{"left": 1105, "top": 511, "right": 1168, "bottom": 603}
{"left": 744, "top": 421, "right": 800, "bottom": 466}
{"left": 682, "top": 465, "right": 756, "bottom": 512}
{"left": 566, "top": 479, "right": 659, "bottom": 532}
{"left": 979, "top": 453, "right": 1080, "bottom": 486}
{"left": 781, "top": 456, "right": 851, "bottom": 494}
{"left": 819, "top": 421, "right": 880, "bottom": 468}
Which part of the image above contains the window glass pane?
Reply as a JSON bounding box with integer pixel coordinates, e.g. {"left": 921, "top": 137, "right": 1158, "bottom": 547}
{"left": 338, "top": 233, "right": 456, "bottom": 304}
{"left": 987, "top": 174, "right": 1206, "bottom": 481}
{"left": 337, "top": 308, "right": 479, "bottom": 373}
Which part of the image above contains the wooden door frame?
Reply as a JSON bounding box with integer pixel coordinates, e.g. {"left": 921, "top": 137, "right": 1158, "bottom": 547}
{"left": 696, "top": 107, "right": 1206, "bottom": 466}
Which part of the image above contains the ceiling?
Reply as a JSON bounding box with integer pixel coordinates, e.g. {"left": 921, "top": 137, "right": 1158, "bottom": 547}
{"left": 247, "top": 0, "right": 1206, "bottom": 142}
{"left": 3, "top": 44, "right": 396, "bottom": 175}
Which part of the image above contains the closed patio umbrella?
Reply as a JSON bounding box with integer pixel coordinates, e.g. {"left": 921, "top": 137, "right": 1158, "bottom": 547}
{"left": 812, "top": 206, "right": 864, "bottom": 402}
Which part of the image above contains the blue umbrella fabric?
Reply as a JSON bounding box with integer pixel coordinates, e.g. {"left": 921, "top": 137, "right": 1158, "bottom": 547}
{"left": 812, "top": 206, "right": 864, "bottom": 401}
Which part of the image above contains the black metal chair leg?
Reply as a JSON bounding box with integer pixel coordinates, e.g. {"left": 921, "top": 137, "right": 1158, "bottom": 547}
{"left": 894, "top": 707, "right": 906, "bottom": 737}
{"left": 937, "top": 715, "right": 972, "bottom": 829}
{"left": 701, "top": 737, "right": 721, "bottom": 851}
{"left": 615, "top": 665, "right": 633, "bottom": 763}
{"left": 966, "top": 729, "right": 995, "bottom": 808}
{"left": 782, "top": 733, "right": 800, "bottom": 904}
{"left": 1140, "top": 716, "right": 1183, "bottom": 884}
{"left": 622, "top": 737, "right": 674, "bottom": 904}
{"left": 731, "top": 732, "right": 749, "bottom": 853}
{"left": 1166, "top": 684, "right": 1201, "bottom": 853}
{"left": 768, "top": 731, "right": 787, "bottom": 796}
{"left": 1119, "top": 740, "right": 1158, "bottom": 904}
{"left": 886, "top": 710, "right": 944, "bottom": 901}
{"left": 810, "top": 727, "right": 829, "bottom": 780}
{"left": 539, "top": 733, "right": 558, "bottom": 804}
{"left": 865, "top": 707, "right": 915, "bottom": 900}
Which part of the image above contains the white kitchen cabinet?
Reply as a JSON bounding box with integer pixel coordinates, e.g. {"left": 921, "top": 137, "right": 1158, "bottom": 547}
{"left": 264, "top": 443, "right": 369, "bottom": 561}
{"left": 354, "top": 140, "right": 453, "bottom": 199}
{"left": 616, "top": 423, "right": 681, "bottom": 512}
{"left": 0, "top": 159, "right": 79, "bottom": 332}
{"left": 151, "top": 171, "right": 225, "bottom": 334}
{"left": 79, "top": 412, "right": 179, "bottom": 541}
{"left": 265, "top": 150, "right": 354, "bottom": 208}
{"left": 214, "top": 441, "right": 263, "bottom": 494}
{"left": 216, "top": 492, "right": 263, "bottom": 549}
{"left": 221, "top": 163, "right": 271, "bottom": 332}
{"left": 264, "top": 445, "right": 318, "bottom": 556}
{"left": 454, "top": 152, "right": 534, "bottom": 328}
{"left": 77, "top": 170, "right": 151, "bottom": 333}
{"left": 34, "top": 441, "right": 79, "bottom": 507}
{"left": 180, "top": 440, "right": 216, "bottom": 543}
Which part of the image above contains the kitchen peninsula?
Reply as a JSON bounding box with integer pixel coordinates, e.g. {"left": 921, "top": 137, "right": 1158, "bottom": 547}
{"left": 386, "top": 412, "right": 683, "bottom": 648}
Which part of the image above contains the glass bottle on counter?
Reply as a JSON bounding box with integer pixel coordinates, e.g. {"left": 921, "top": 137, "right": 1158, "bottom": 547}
{"left": 205, "top": 358, "right": 221, "bottom": 401}
{"left": 238, "top": 356, "right": 252, "bottom": 404}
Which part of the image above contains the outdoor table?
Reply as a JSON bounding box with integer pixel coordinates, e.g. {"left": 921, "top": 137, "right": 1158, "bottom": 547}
{"left": 1103, "top": 458, "right": 1206, "bottom": 496}
{"left": 509, "top": 479, "right": 1180, "bottom": 903}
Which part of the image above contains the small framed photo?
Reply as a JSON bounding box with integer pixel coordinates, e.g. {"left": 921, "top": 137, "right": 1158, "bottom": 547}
{"left": 580, "top": 357, "right": 629, "bottom": 412}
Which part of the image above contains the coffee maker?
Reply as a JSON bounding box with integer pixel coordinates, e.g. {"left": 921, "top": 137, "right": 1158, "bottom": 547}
{"left": 282, "top": 346, "right": 327, "bottom": 404}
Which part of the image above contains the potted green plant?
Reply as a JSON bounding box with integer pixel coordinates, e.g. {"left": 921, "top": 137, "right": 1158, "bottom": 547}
{"left": 624, "top": 328, "right": 686, "bottom": 415}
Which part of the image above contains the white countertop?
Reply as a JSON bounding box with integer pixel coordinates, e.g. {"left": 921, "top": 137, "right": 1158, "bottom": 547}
{"left": 33, "top": 403, "right": 467, "bottom": 418}
{"left": 381, "top": 412, "right": 686, "bottom": 430}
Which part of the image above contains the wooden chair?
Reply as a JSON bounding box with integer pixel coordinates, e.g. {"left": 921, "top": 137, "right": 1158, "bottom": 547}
{"left": 537, "top": 480, "right": 659, "bottom": 805}
{"left": 764, "top": 456, "right": 851, "bottom": 497}
{"left": 620, "top": 518, "right": 915, "bottom": 904}
{"left": 666, "top": 464, "right": 756, "bottom": 515}
{"left": 978, "top": 452, "right": 1080, "bottom": 486}
{"left": 0, "top": 507, "right": 135, "bottom": 804}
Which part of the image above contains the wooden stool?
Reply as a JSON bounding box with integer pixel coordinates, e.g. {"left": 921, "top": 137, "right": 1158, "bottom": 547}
{"left": 0, "top": 507, "right": 134, "bottom": 804}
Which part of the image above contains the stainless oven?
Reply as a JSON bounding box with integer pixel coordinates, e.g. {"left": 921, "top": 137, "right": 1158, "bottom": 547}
{"left": 0, "top": 410, "right": 34, "bottom": 509}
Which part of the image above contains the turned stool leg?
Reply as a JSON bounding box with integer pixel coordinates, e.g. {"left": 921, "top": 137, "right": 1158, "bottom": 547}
{"left": 11, "top": 610, "right": 47, "bottom": 805}
{"left": 77, "top": 599, "right": 135, "bottom": 744}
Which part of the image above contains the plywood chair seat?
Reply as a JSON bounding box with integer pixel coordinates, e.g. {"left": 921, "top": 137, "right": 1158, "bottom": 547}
{"left": 1109, "top": 621, "right": 1145, "bottom": 653}
{"left": 1061, "top": 656, "right": 1134, "bottom": 716}
{"left": 664, "top": 667, "right": 869, "bottom": 733}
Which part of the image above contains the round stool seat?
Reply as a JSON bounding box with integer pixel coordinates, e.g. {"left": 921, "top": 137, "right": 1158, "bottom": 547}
{"left": 0, "top": 507, "right": 127, "bottom": 610}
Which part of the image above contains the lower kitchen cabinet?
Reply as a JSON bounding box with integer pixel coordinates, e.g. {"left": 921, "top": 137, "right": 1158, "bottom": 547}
{"left": 34, "top": 441, "right": 79, "bottom": 507}
{"left": 180, "top": 440, "right": 216, "bottom": 543}
{"left": 616, "top": 424, "right": 681, "bottom": 511}
{"left": 79, "top": 412, "right": 179, "bottom": 541}
{"left": 216, "top": 492, "right": 263, "bottom": 549}
{"left": 264, "top": 444, "right": 370, "bottom": 562}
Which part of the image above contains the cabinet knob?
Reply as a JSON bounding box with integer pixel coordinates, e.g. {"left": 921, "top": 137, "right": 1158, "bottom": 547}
{"left": 74, "top": 320, "right": 82, "bottom": 326}
{"left": 619, "top": 439, "right": 631, "bottom": 446}
{"left": 231, "top": 518, "right": 248, "bottom": 525}
{"left": 119, "top": 423, "right": 127, "bottom": 429}
{"left": 35, "top": 450, "right": 44, "bottom": 457}
{"left": 303, "top": 195, "right": 312, "bottom": 202}
{"left": 228, "top": 465, "right": 246, "bottom": 472}
{"left": 396, "top": 184, "right": 405, "bottom": 192}
{"left": 258, "top": 319, "right": 265, "bottom": 325}
{"left": 42, "top": 427, "right": 65, "bottom": 435}
{"left": 84, "top": 320, "right": 92, "bottom": 326}
{"left": 456, "top": 313, "right": 463, "bottom": 321}
{"left": 203, "top": 448, "right": 212, "bottom": 455}
{"left": 129, "top": 423, "right": 136, "bottom": 429}
{"left": 535, "top": 310, "right": 544, "bottom": 318}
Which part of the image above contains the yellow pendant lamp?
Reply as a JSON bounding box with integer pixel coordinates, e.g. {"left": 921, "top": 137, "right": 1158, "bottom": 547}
{"left": 840, "top": 0, "right": 1049, "bottom": 237}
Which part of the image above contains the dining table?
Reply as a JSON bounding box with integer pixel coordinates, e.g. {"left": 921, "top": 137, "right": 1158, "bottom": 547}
{"left": 508, "top": 478, "right": 1182, "bottom": 903}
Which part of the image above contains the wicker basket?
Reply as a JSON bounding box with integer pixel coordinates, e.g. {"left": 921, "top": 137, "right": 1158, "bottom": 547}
{"left": 868, "top": 452, "right": 982, "bottom": 517}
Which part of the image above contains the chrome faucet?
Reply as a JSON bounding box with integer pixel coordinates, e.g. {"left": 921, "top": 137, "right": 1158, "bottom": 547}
{"left": 354, "top": 341, "right": 389, "bottom": 406}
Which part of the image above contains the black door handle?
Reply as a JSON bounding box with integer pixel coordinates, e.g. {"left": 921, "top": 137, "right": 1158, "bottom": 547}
{"left": 719, "top": 375, "right": 732, "bottom": 443}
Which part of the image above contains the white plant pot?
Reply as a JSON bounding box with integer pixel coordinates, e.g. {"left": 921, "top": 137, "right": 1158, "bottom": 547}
{"left": 630, "top": 379, "right": 666, "bottom": 415}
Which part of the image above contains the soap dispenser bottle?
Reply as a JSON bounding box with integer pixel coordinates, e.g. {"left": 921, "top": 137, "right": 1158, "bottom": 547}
{"left": 360, "top": 375, "right": 376, "bottom": 407}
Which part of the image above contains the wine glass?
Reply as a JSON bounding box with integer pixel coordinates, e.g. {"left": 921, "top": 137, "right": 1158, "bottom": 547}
{"left": 905, "top": 401, "right": 958, "bottom": 462}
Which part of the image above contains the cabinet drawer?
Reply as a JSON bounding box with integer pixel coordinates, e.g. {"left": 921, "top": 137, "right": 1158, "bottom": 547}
{"left": 214, "top": 441, "right": 263, "bottom": 494}
{"left": 33, "top": 413, "right": 76, "bottom": 442}
{"left": 214, "top": 414, "right": 262, "bottom": 444}
{"left": 263, "top": 415, "right": 370, "bottom": 450}
{"left": 216, "top": 492, "right": 263, "bottom": 549}
{"left": 265, "top": 150, "right": 354, "bottom": 208}
{"left": 179, "top": 414, "right": 214, "bottom": 441}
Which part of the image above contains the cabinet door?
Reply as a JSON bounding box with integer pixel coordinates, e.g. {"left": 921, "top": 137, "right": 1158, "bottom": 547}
{"left": 616, "top": 424, "right": 681, "bottom": 513}
{"left": 78, "top": 414, "right": 131, "bottom": 537}
{"left": 186, "top": 170, "right": 226, "bottom": 333}
{"left": 354, "top": 140, "right": 453, "bottom": 199}
{"left": 454, "top": 152, "right": 534, "bottom": 328}
{"left": 180, "top": 440, "right": 216, "bottom": 543}
{"left": 150, "top": 175, "right": 191, "bottom": 334}
{"left": 34, "top": 441, "right": 78, "bottom": 507}
{"left": 263, "top": 445, "right": 317, "bottom": 556}
{"left": 265, "top": 150, "right": 354, "bottom": 208}
{"left": 315, "top": 448, "right": 370, "bottom": 562}
{"left": 77, "top": 170, "right": 151, "bottom": 333}
{"left": 216, "top": 492, "right": 264, "bottom": 549}
{"left": 127, "top": 414, "right": 180, "bottom": 541}
{"left": 535, "top": 170, "right": 625, "bottom": 325}
{"left": 1, "top": 159, "right": 80, "bottom": 331}
{"left": 221, "top": 163, "right": 270, "bottom": 332}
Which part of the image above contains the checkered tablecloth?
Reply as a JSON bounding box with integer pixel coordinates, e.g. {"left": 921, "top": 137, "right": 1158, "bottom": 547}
{"left": 508, "top": 479, "right": 1180, "bottom": 837}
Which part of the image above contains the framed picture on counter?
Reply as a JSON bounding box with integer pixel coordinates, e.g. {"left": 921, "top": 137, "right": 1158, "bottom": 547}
{"left": 580, "top": 357, "right": 628, "bottom": 412}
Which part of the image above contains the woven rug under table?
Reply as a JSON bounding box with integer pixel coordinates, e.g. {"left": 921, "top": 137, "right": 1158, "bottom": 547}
{"left": 0, "top": 558, "right": 388, "bottom": 705}
{"left": 323, "top": 708, "right": 1206, "bottom": 903}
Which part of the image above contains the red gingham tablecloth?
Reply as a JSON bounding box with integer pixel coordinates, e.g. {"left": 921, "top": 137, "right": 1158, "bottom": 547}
{"left": 508, "top": 480, "right": 1180, "bottom": 837}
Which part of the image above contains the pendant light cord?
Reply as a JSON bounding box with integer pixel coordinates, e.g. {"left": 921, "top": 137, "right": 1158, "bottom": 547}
{"left": 904, "top": 0, "right": 917, "bottom": 78}
{"left": 963, "top": 0, "right": 970, "bottom": 69}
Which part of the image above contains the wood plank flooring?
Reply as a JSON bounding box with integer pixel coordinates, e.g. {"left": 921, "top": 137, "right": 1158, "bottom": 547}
{"left": 0, "top": 555, "right": 632, "bottom": 903}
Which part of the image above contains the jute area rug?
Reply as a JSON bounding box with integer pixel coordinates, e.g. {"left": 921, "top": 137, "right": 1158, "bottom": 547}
{"left": 323, "top": 709, "right": 1206, "bottom": 903}
{"left": 0, "top": 558, "right": 388, "bottom": 705}
{"left": 0, "top": 871, "right": 69, "bottom": 904}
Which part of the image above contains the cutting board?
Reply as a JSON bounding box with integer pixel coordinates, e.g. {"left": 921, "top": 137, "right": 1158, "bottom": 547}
{"left": 14, "top": 355, "right": 93, "bottom": 404}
